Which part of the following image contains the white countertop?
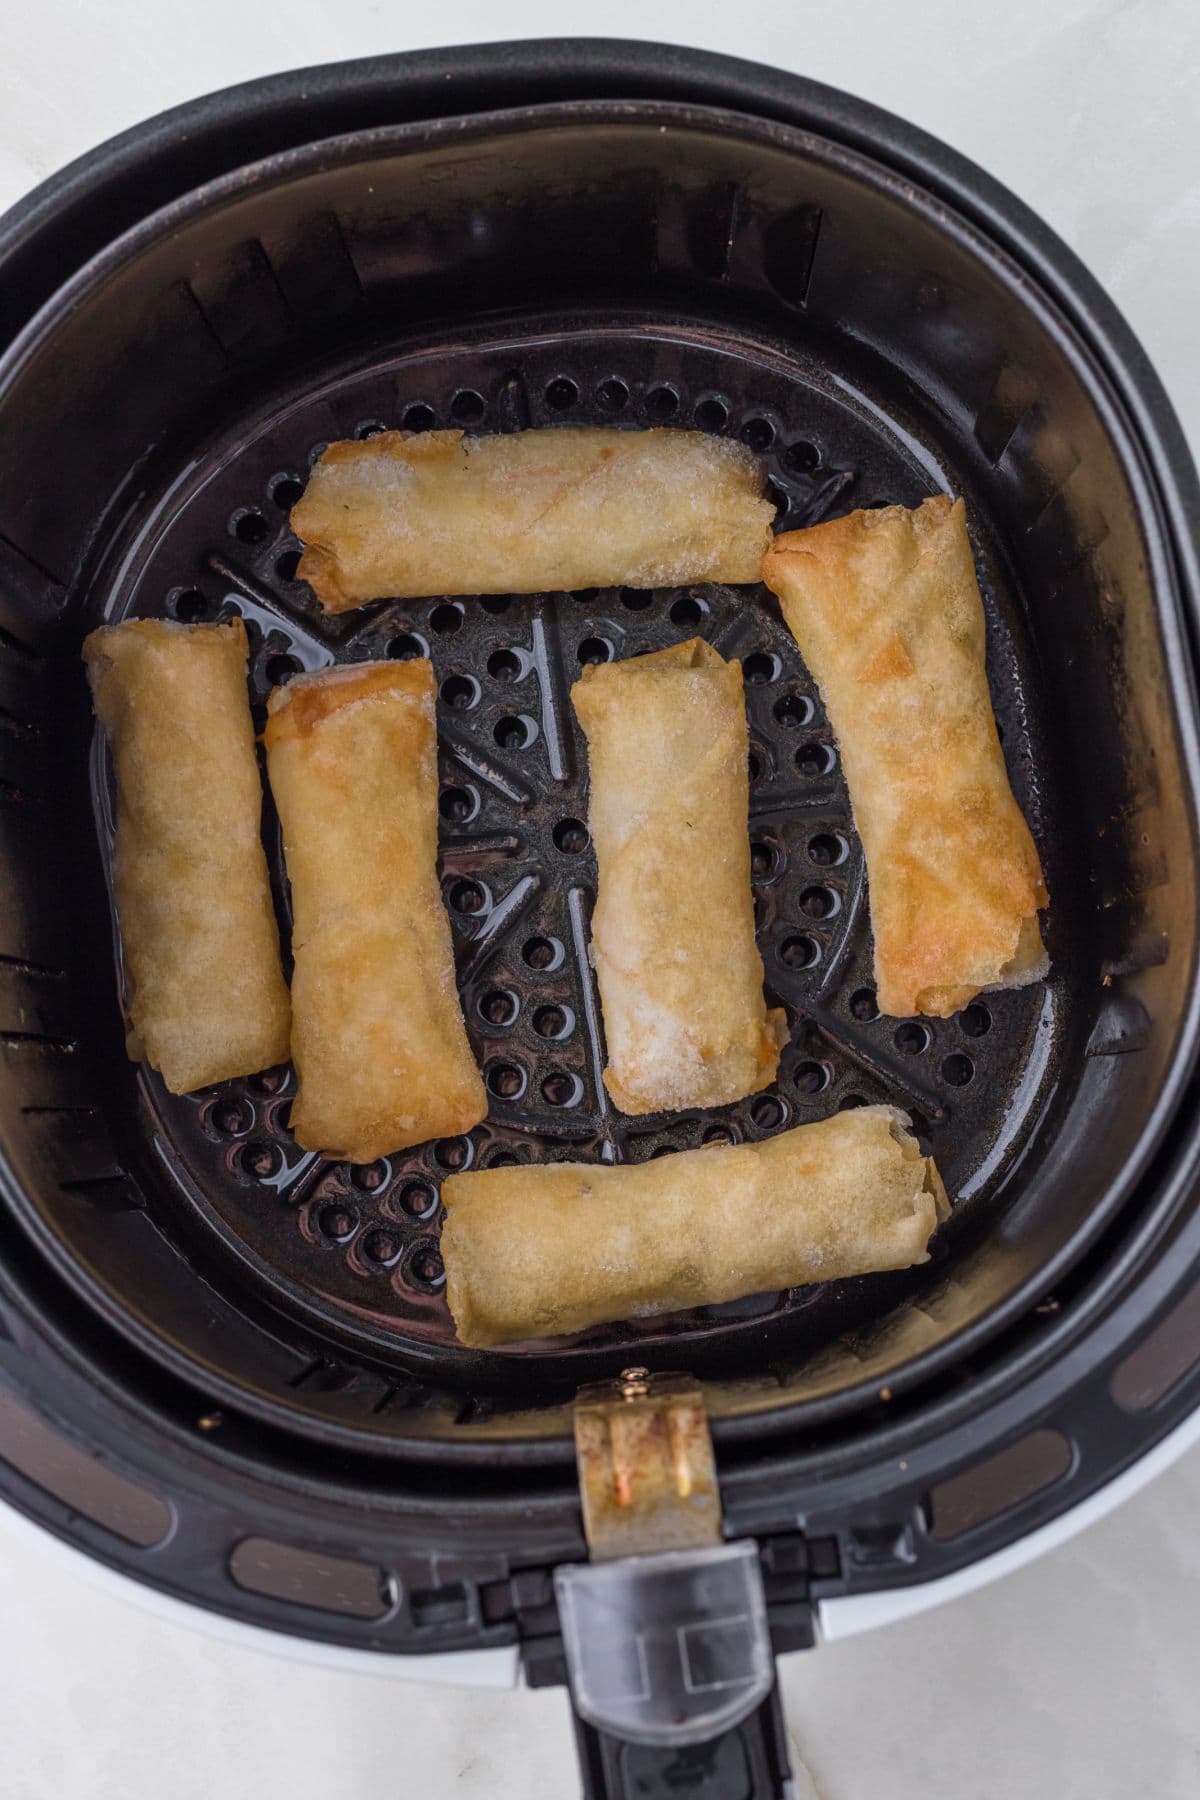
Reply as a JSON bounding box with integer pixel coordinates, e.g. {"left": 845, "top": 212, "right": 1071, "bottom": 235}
{"left": 1, "top": 4, "right": 1198, "bottom": 1796}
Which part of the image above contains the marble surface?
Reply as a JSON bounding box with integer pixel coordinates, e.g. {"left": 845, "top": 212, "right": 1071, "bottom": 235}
{"left": 1, "top": 3, "right": 1198, "bottom": 1795}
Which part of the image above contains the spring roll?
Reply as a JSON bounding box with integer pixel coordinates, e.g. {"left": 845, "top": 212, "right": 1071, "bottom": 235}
{"left": 291, "top": 429, "right": 775, "bottom": 609}
{"left": 442, "top": 1105, "right": 947, "bottom": 1346}
{"left": 82, "top": 618, "right": 290, "bottom": 1094}
{"left": 761, "top": 497, "right": 1048, "bottom": 1017}
{"left": 572, "top": 638, "right": 786, "bottom": 1114}
{"left": 264, "top": 660, "right": 486, "bottom": 1162}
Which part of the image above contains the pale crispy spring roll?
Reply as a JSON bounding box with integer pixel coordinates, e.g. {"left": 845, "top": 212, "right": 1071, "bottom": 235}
{"left": 443, "top": 1105, "right": 947, "bottom": 1346}
{"left": 264, "top": 660, "right": 486, "bottom": 1162}
{"left": 82, "top": 618, "right": 290, "bottom": 1094}
{"left": 291, "top": 429, "right": 775, "bottom": 609}
{"left": 761, "top": 497, "right": 1048, "bottom": 1017}
{"left": 572, "top": 638, "right": 786, "bottom": 1114}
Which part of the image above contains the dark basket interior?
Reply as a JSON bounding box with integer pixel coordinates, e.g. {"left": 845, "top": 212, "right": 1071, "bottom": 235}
{"left": 0, "top": 99, "right": 1195, "bottom": 1461}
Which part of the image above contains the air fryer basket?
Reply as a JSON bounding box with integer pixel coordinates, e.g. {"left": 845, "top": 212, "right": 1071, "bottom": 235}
{"left": 1, "top": 38, "right": 1199, "bottom": 1798}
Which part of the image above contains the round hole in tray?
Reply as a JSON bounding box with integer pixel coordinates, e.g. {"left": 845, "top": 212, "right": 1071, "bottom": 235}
{"left": 522, "top": 935, "right": 563, "bottom": 972}
{"left": 620, "top": 587, "right": 653, "bottom": 611}
{"left": 702, "top": 1123, "right": 739, "bottom": 1144}
{"left": 742, "top": 416, "right": 775, "bottom": 451}
{"left": 798, "top": 885, "right": 838, "bottom": 920}
{"left": 362, "top": 1228, "right": 402, "bottom": 1268}
{"left": 270, "top": 474, "right": 305, "bottom": 510}
{"left": 644, "top": 384, "right": 679, "bottom": 421}
{"left": 399, "top": 1181, "right": 436, "bottom": 1218}
{"left": 275, "top": 549, "right": 301, "bottom": 583}
{"left": 434, "top": 1137, "right": 472, "bottom": 1173}
{"left": 751, "top": 1095, "right": 788, "bottom": 1130}
{"left": 172, "top": 588, "right": 209, "bottom": 622}
{"left": 553, "top": 817, "right": 589, "bottom": 854}
{"left": 487, "top": 647, "right": 523, "bottom": 682}
{"left": 670, "top": 594, "right": 705, "bottom": 630}
{"left": 577, "top": 635, "right": 613, "bottom": 665}
{"left": 774, "top": 691, "right": 813, "bottom": 728}
{"left": 895, "top": 1021, "right": 932, "bottom": 1055}
{"left": 209, "top": 1096, "right": 253, "bottom": 1138}
{"left": 447, "top": 878, "right": 487, "bottom": 915}
{"left": 542, "top": 1071, "right": 583, "bottom": 1108}
{"left": 596, "top": 377, "right": 628, "bottom": 413}
{"left": 744, "top": 651, "right": 780, "bottom": 685}
{"left": 318, "top": 1204, "right": 357, "bottom": 1242}
{"left": 485, "top": 1149, "right": 521, "bottom": 1169}
{"left": 785, "top": 439, "right": 821, "bottom": 473}
{"left": 450, "top": 388, "right": 485, "bottom": 422}
{"left": 405, "top": 1243, "right": 446, "bottom": 1293}
{"left": 751, "top": 839, "right": 782, "bottom": 880}
{"left": 480, "top": 594, "right": 511, "bottom": 615}
{"left": 959, "top": 1003, "right": 993, "bottom": 1038}
{"left": 438, "top": 784, "right": 479, "bottom": 824}
{"left": 794, "top": 1060, "right": 831, "bottom": 1095}
{"left": 355, "top": 418, "right": 387, "bottom": 439}
{"left": 493, "top": 713, "right": 537, "bottom": 751}
{"left": 478, "top": 986, "right": 519, "bottom": 1027}
{"left": 850, "top": 988, "right": 879, "bottom": 1022}
{"left": 796, "top": 741, "right": 836, "bottom": 778}
{"left": 839, "top": 1093, "right": 869, "bottom": 1111}
{"left": 808, "top": 832, "right": 848, "bottom": 867}
{"left": 942, "top": 1052, "right": 975, "bottom": 1086}
{"left": 430, "top": 602, "right": 464, "bottom": 635}
{"left": 387, "top": 632, "right": 427, "bottom": 662}
{"left": 545, "top": 376, "right": 578, "bottom": 410}
{"left": 231, "top": 508, "right": 269, "bottom": 545}
{"left": 779, "top": 934, "right": 820, "bottom": 970}
{"left": 351, "top": 1161, "right": 389, "bottom": 1193}
{"left": 401, "top": 402, "right": 434, "bottom": 431}
{"left": 439, "top": 672, "right": 478, "bottom": 710}
{"left": 694, "top": 395, "right": 729, "bottom": 431}
{"left": 265, "top": 652, "right": 300, "bottom": 686}
{"left": 486, "top": 1061, "right": 527, "bottom": 1101}
{"left": 533, "top": 1004, "right": 573, "bottom": 1040}
{"left": 240, "top": 1142, "right": 281, "bottom": 1181}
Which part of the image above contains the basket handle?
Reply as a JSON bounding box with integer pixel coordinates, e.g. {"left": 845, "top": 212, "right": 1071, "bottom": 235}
{"left": 569, "top": 1679, "right": 795, "bottom": 1799}
{"left": 555, "top": 1541, "right": 793, "bottom": 1798}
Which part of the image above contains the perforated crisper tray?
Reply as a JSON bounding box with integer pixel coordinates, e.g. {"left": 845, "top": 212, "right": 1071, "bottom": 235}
{"left": 87, "top": 316, "right": 1068, "bottom": 1385}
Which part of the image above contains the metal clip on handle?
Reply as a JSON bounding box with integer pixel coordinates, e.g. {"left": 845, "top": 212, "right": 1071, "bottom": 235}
{"left": 559, "top": 1370, "right": 794, "bottom": 1799}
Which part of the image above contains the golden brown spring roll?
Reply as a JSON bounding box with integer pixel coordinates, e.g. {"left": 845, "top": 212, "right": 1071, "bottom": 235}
{"left": 572, "top": 639, "right": 786, "bottom": 1114}
{"left": 263, "top": 660, "right": 486, "bottom": 1162}
{"left": 761, "top": 497, "right": 1048, "bottom": 1017}
{"left": 82, "top": 618, "right": 290, "bottom": 1094}
{"left": 291, "top": 429, "right": 775, "bottom": 608}
{"left": 443, "top": 1105, "right": 947, "bottom": 1346}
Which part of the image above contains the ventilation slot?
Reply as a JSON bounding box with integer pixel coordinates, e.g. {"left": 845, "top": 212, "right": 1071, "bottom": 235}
{"left": 1111, "top": 1279, "right": 1200, "bottom": 1412}
{"left": 926, "top": 1428, "right": 1073, "bottom": 1541}
{"left": 0, "top": 1389, "right": 171, "bottom": 1547}
{"left": 229, "top": 1536, "right": 393, "bottom": 1619}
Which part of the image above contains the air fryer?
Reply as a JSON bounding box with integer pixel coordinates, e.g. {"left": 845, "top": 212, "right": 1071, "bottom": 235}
{"left": 0, "top": 40, "right": 1198, "bottom": 1800}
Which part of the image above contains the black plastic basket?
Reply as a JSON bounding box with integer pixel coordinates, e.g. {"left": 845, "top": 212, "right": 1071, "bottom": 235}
{"left": 1, "top": 40, "right": 1199, "bottom": 1800}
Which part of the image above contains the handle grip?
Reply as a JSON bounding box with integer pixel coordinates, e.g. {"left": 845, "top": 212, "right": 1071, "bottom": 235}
{"left": 571, "top": 1681, "right": 794, "bottom": 1799}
